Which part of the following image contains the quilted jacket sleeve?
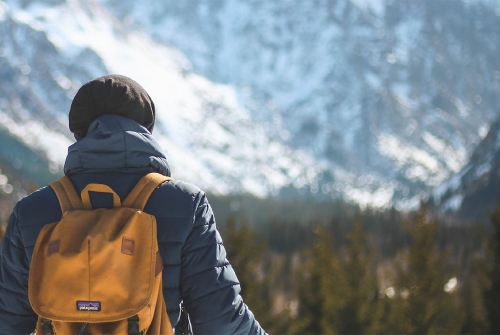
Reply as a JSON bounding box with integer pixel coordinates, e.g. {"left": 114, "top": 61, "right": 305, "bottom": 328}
{"left": 180, "top": 192, "right": 267, "bottom": 335}
{"left": 0, "top": 203, "right": 37, "bottom": 335}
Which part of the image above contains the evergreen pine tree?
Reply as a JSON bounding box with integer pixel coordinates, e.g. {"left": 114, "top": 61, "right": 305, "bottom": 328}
{"left": 455, "top": 221, "right": 489, "bottom": 334}
{"left": 387, "top": 203, "right": 459, "bottom": 334}
{"left": 224, "top": 216, "right": 284, "bottom": 333}
{"left": 290, "top": 225, "right": 348, "bottom": 335}
{"left": 337, "top": 219, "right": 384, "bottom": 334}
{"left": 459, "top": 274, "right": 488, "bottom": 334}
{"left": 483, "top": 198, "right": 500, "bottom": 334}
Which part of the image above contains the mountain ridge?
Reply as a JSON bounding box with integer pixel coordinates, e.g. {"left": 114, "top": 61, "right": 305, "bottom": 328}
{"left": 433, "top": 116, "right": 500, "bottom": 221}
{"left": 1, "top": 0, "right": 499, "bottom": 210}
{"left": 98, "top": 0, "right": 500, "bottom": 204}
{"left": 0, "top": 0, "right": 320, "bottom": 198}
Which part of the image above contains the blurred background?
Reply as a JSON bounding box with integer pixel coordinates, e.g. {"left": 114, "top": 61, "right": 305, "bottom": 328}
{"left": 1, "top": 0, "right": 500, "bottom": 333}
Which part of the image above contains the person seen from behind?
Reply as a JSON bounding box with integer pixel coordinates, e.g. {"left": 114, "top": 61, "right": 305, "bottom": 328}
{"left": 0, "top": 75, "right": 268, "bottom": 335}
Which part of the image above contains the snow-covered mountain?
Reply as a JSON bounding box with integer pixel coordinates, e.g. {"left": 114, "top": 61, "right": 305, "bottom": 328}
{"left": 434, "top": 117, "right": 500, "bottom": 221}
{"left": 1, "top": 0, "right": 500, "bottom": 209}
{"left": 0, "top": 0, "right": 319, "bottom": 198}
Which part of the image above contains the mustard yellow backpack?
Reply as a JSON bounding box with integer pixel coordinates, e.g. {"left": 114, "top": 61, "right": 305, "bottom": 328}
{"left": 28, "top": 173, "right": 174, "bottom": 335}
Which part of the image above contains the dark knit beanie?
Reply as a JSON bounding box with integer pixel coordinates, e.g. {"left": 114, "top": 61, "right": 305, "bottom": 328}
{"left": 69, "top": 75, "right": 155, "bottom": 140}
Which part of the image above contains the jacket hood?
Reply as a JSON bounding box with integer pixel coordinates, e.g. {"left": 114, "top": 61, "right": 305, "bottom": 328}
{"left": 64, "top": 115, "right": 170, "bottom": 176}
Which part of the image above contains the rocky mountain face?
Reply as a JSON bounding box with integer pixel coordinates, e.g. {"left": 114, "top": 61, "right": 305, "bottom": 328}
{"left": 1, "top": 0, "right": 500, "bottom": 209}
{"left": 434, "top": 117, "right": 500, "bottom": 222}
{"left": 0, "top": 0, "right": 319, "bottom": 199}
{"left": 99, "top": 0, "right": 500, "bottom": 207}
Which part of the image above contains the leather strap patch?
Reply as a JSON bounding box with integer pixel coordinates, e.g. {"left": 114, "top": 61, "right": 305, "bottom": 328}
{"left": 121, "top": 237, "right": 135, "bottom": 256}
{"left": 47, "top": 239, "right": 60, "bottom": 257}
{"left": 155, "top": 252, "right": 164, "bottom": 276}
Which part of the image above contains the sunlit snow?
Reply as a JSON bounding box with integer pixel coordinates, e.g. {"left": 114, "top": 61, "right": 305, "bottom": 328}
{"left": 0, "top": 110, "right": 71, "bottom": 170}
{"left": 377, "top": 133, "right": 449, "bottom": 185}
{"left": 5, "top": 0, "right": 319, "bottom": 196}
{"left": 1, "top": 0, "right": 495, "bottom": 209}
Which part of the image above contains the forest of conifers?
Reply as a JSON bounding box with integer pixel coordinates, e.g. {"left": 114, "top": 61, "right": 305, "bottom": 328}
{"left": 211, "top": 195, "right": 500, "bottom": 335}
{"left": 1, "top": 195, "right": 499, "bottom": 335}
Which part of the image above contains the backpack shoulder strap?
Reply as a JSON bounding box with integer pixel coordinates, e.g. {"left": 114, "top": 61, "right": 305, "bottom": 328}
{"left": 122, "top": 173, "right": 173, "bottom": 210}
{"left": 49, "top": 176, "right": 84, "bottom": 213}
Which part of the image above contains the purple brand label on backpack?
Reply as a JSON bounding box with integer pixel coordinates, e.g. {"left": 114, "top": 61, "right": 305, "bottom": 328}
{"left": 77, "top": 301, "right": 101, "bottom": 311}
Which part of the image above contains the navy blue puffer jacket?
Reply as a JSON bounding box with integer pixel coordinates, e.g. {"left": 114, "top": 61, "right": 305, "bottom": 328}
{"left": 0, "top": 115, "right": 267, "bottom": 335}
